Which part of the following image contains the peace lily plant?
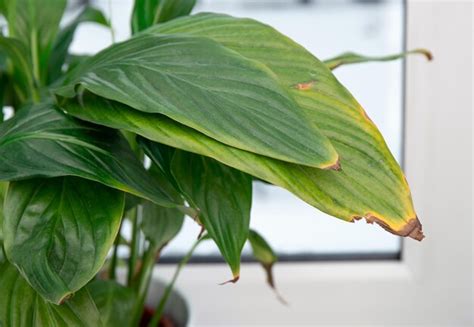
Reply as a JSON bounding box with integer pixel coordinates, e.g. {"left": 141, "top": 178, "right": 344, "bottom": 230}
{"left": 0, "top": 0, "right": 431, "bottom": 326}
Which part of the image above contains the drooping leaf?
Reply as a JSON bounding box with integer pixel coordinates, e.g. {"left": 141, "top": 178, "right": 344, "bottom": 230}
{"left": 0, "top": 261, "right": 102, "bottom": 327}
{"left": 48, "top": 6, "right": 109, "bottom": 83}
{"left": 3, "top": 177, "right": 124, "bottom": 304}
{"left": 323, "top": 49, "right": 433, "bottom": 70}
{"left": 146, "top": 13, "right": 423, "bottom": 239}
{"left": 55, "top": 33, "right": 339, "bottom": 169}
{"left": 170, "top": 150, "right": 252, "bottom": 279}
{"left": 88, "top": 280, "right": 136, "bottom": 327}
{"left": 131, "top": 0, "right": 196, "bottom": 34}
{"left": 0, "top": 101, "right": 182, "bottom": 210}
{"left": 60, "top": 73, "right": 422, "bottom": 240}
{"left": 248, "top": 230, "right": 277, "bottom": 288}
{"left": 2, "top": 0, "right": 67, "bottom": 84}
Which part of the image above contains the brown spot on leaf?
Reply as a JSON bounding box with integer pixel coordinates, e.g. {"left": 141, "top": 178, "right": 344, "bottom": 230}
{"left": 293, "top": 81, "right": 315, "bottom": 91}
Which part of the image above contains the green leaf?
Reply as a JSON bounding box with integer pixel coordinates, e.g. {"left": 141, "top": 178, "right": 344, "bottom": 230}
{"left": 88, "top": 280, "right": 136, "bottom": 327}
{"left": 3, "top": 177, "right": 124, "bottom": 304}
{"left": 146, "top": 13, "right": 423, "bottom": 240}
{"left": 56, "top": 33, "right": 339, "bottom": 169}
{"left": 0, "top": 102, "right": 181, "bottom": 209}
{"left": 323, "top": 49, "right": 433, "bottom": 70}
{"left": 0, "top": 182, "right": 7, "bottom": 241}
{"left": 131, "top": 0, "right": 196, "bottom": 34}
{"left": 3, "top": 0, "right": 67, "bottom": 84}
{"left": 141, "top": 201, "right": 184, "bottom": 250}
{"left": 248, "top": 230, "right": 277, "bottom": 288}
{"left": 170, "top": 150, "right": 252, "bottom": 279}
{"left": 48, "top": 6, "right": 109, "bottom": 83}
{"left": 0, "top": 261, "right": 102, "bottom": 327}
{"left": 0, "top": 36, "right": 35, "bottom": 102}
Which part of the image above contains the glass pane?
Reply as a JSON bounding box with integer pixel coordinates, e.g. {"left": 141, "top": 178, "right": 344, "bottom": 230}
{"left": 71, "top": 0, "right": 405, "bottom": 260}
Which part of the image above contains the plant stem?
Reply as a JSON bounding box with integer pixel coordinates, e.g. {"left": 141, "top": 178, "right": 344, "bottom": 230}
{"left": 127, "top": 207, "right": 139, "bottom": 286}
{"left": 130, "top": 243, "right": 160, "bottom": 326}
{"left": 147, "top": 238, "right": 203, "bottom": 327}
{"left": 108, "top": 219, "right": 123, "bottom": 280}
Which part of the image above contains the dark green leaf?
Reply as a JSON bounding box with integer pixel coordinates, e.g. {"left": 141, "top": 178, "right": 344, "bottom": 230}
{"left": 0, "top": 102, "right": 181, "bottom": 210}
{"left": 131, "top": 0, "right": 195, "bottom": 34}
{"left": 2, "top": 0, "right": 67, "bottom": 84}
{"left": 146, "top": 13, "right": 423, "bottom": 240}
{"left": 170, "top": 150, "right": 252, "bottom": 278}
{"left": 141, "top": 201, "right": 184, "bottom": 250}
{"left": 0, "top": 182, "right": 6, "bottom": 241}
{"left": 0, "top": 261, "right": 102, "bottom": 326}
{"left": 88, "top": 280, "right": 136, "bottom": 327}
{"left": 323, "top": 49, "right": 433, "bottom": 70}
{"left": 3, "top": 177, "right": 124, "bottom": 304}
{"left": 56, "top": 33, "right": 339, "bottom": 169}
{"left": 0, "top": 36, "right": 35, "bottom": 102}
{"left": 48, "top": 6, "right": 109, "bottom": 83}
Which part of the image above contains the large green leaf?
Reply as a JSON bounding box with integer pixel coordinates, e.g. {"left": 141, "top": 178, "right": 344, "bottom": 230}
{"left": 146, "top": 13, "right": 423, "bottom": 239}
{"left": 56, "top": 32, "right": 339, "bottom": 169}
{"left": 2, "top": 0, "right": 66, "bottom": 84}
{"left": 3, "top": 177, "right": 124, "bottom": 304}
{"left": 88, "top": 280, "right": 136, "bottom": 327}
{"left": 0, "top": 261, "right": 102, "bottom": 327}
{"left": 131, "top": 0, "right": 196, "bottom": 34}
{"left": 48, "top": 6, "right": 109, "bottom": 83}
{"left": 60, "top": 77, "right": 422, "bottom": 240}
{"left": 170, "top": 150, "right": 252, "bottom": 279}
{"left": 0, "top": 102, "right": 181, "bottom": 209}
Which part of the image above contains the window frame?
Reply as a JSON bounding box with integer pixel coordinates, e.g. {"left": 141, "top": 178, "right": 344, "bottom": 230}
{"left": 151, "top": 1, "right": 473, "bottom": 325}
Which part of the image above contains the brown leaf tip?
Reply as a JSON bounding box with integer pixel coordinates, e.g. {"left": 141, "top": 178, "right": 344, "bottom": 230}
{"left": 293, "top": 81, "right": 315, "bottom": 91}
{"left": 219, "top": 275, "right": 240, "bottom": 285}
{"left": 324, "top": 157, "right": 342, "bottom": 171}
{"left": 364, "top": 215, "right": 425, "bottom": 241}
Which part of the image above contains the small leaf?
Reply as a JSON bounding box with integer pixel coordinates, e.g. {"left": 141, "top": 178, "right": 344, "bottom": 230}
{"left": 0, "top": 261, "right": 102, "bottom": 326}
{"left": 56, "top": 33, "right": 339, "bottom": 169}
{"left": 141, "top": 201, "right": 184, "bottom": 250}
{"left": 170, "top": 150, "right": 252, "bottom": 279}
{"left": 323, "top": 49, "right": 433, "bottom": 70}
{"left": 0, "top": 102, "right": 181, "bottom": 209}
{"left": 88, "top": 280, "right": 136, "bottom": 327}
{"left": 48, "top": 6, "right": 109, "bottom": 83}
{"left": 131, "top": 0, "right": 196, "bottom": 34}
{"left": 3, "top": 177, "right": 124, "bottom": 304}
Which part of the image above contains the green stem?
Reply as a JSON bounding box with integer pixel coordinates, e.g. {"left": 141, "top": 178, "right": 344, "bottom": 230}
{"left": 130, "top": 243, "right": 160, "bottom": 326}
{"left": 147, "top": 238, "right": 203, "bottom": 327}
{"left": 127, "top": 207, "right": 139, "bottom": 286}
{"left": 108, "top": 219, "right": 124, "bottom": 280}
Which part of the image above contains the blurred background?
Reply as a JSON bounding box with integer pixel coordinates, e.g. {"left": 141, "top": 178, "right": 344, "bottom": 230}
{"left": 67, "top": 0, "right": 406, "bottom": 262}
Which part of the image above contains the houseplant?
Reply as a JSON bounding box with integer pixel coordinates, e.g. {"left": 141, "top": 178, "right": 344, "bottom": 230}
{"left": 0, "top": 0, "right": 431, "bottom": 326}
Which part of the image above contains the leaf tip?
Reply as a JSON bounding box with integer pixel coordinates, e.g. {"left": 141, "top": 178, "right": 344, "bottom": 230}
{"left": 219, "top": 275, "right": 240, "bottom": 285}
{"left": 365, "top": 215, "right": 425, "bottom": 241}
{"left": 323, "top": 156, "right": 342, "bottom": 171}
